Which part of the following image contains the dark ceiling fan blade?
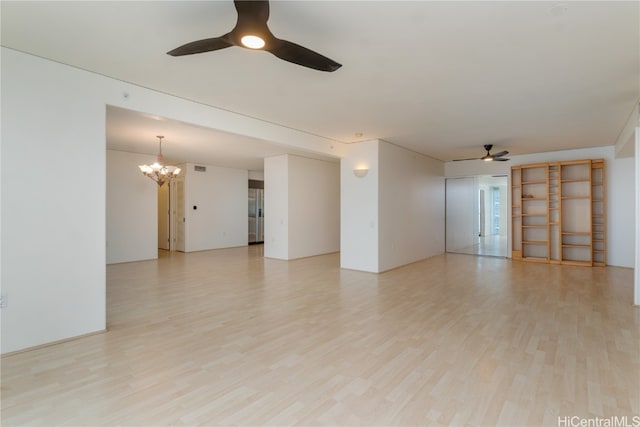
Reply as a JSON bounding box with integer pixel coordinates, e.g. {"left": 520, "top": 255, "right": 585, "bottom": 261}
{"left": 167, "top": 36, "right": 232, "bottom": 56}
{"left": 493, "top": 157, "right": 510, "bottom": 161}
{"left": 234, "top": 0, "right": 269, "bottom": 23}
{"left": 452, "top": 158, "right": 481, "bottom": 162}
{"left": 491, "top": 150, "right": 509, "bottom": 158}
{"left": 267, "top": 38, "right": 342, "bottom": 72}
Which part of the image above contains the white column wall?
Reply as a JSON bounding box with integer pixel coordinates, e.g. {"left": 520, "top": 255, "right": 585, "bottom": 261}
{"left": 106, "top": 150, "right": 158, "bottom": 264}
{"left": 265, "top": 155, "right": 340, "bottom": 260}
{"left": 341, "top": 141, "right": 380, "bottom": 272}
{"left": 341, "top": 140, "right": 445, "bottom": 273}
{"left": 378, "top": 141, "right": 445, "bottom": 272}
{"left": 183, "top": 163, "right": 248, "bottom": 252}
{"left": 288, "top": 156, "right": 340, "bottom": 259}
{"left": 264, "top": 155, "right": 289, "bottom": 259}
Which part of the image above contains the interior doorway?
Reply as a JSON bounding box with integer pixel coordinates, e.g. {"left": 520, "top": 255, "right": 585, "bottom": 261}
{"left": 445, "top": 175, "right": 508, "bottom": 257}
{"left": 158, "top": 179, "right": 184, "bottom": 253}
{"left": 248, "top": 179, "right": 264, "bottom": 245}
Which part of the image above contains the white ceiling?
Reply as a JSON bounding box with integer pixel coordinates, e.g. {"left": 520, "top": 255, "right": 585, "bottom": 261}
{"left": 106, "top": 106, "right": 338, "bottom": 171}
{"left": 2, "top": 1, "right": 639, "bottom": 166}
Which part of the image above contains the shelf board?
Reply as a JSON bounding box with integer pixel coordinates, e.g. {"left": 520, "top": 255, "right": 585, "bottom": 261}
{"left": 523, "top": 241, "right": 548, "bottom": 245}
{"left": 562, "top": 260, "right": 593, "bottom": 267}
{"left": 522, "top": 198, "right": 547, "bottom": 201}
{"left": 521, "top": 214, "right": 547, "bottom": 217}
{"left": 561, "top": 196, "right": 590, "bottom": 200}
{"left": 523, "top": 257, "right": 549, "bottom": 263}
{"left": 562, "top": 232, "right": 591, "bottom": 235}
{"left": 593, "top": 250, "right": 604, "bottom": 253}
{"left": 549, "top": 222, "right": 560, "bottom": 225}
{"left": 561, "top": 178, "right": 590, "bottom": 183}
{"left": 522, "top": 225, "right": 547, "bottom": 228}
{"left": 562, "top": 244, "right": 591, "bottom": 248}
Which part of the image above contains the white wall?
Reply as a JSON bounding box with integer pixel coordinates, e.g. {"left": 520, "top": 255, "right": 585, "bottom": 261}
{"left": 378, "top": 141, "right": 445, "bottom": 272}
{"left": 288, "top": 156, "right": 340, "bottom": 259}
{"left": 265, "top": 155, "right": 340, "bottom": 260}
{"left": 264, "top": 156, "right": 289, "bottom": 259}
{"left": 1, "top": 49, "right": 106, "bottom": 353}
{"left": 183, "top": 163, "right": 248, "bottom": 252}
{"left": 107, "top": 157, "right": 248, "bottom": 257}
{"left": 446, "top": 146, "right": 635, "bottom": 268}
{"left": 608, "top": 157, "right": 635, "bottom": 267}
{"left": 341, "top": 141, "right": 380, "bottom": 272}
{"left": 636, "top": 127, "right": 640, "bottom": 306}
{"left": 106, "top": 150, "right": 158, "bottom": 264}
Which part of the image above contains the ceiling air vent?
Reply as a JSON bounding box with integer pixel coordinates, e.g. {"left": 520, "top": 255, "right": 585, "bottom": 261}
{"left": 194, "top": 165, "right": 207, "bottom": 172}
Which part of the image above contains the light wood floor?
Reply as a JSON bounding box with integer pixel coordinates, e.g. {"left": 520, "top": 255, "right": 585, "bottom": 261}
{"left": 2, "top": 247, "right": 638, "bottom": 426}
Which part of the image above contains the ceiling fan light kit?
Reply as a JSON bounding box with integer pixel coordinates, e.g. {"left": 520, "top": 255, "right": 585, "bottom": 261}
{"left": 167, "top": 0, "right": 342, "bottom": 72}
{"left": 240, "top": 35, "right": 265, "bottom": 49}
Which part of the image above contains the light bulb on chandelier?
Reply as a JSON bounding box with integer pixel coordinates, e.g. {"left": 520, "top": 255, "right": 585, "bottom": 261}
{"left": 138, "top": 135, "right": 181, "bottom": 186}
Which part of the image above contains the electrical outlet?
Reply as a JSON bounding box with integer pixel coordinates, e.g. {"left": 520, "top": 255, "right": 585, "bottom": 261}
{"left": 0, "top": 293, "right": 7, "bottom": 308}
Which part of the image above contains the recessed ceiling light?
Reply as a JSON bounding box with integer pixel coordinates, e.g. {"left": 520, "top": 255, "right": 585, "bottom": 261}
{"left": 548, "top": 3, "right": 568, "bottom": 17}
{"left": 241, "top": 35, "right": 265, "bottom": 49}
{"left": 355, "top": 132, "right": 363, "bottom": 138}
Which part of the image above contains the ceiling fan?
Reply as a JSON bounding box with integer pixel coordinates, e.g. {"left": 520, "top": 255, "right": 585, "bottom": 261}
{"left": 167, "top": 0, "right": 342, "bottom": 72}
{"left": 452, "top": 144, "right": 510, "bottom": 162}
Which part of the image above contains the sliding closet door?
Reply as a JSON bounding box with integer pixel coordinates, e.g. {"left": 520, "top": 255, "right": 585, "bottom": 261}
{"left": 445, "top": 177, "right": 478, "bottom": 254}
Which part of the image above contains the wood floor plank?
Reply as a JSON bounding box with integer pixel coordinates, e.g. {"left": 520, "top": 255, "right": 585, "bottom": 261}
{"left": 2, "top": 247, "right": 638, "bottom": 426}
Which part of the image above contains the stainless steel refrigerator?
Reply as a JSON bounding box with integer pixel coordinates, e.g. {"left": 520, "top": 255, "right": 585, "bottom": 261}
{"left": 248, "top": 188, "right": 264, "bottom": 244}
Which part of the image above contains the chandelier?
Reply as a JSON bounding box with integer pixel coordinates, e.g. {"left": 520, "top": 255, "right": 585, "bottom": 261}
{"left": 138, "top": 135, "right": 181, "bottom": 186}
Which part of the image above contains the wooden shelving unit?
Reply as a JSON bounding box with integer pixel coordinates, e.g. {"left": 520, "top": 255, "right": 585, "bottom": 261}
{"left": 511, "top": 159, "right": 605, "bottom": 266}
{"left": 548, "top": 163, "right": 560, "bottom": 263}
{"left": 591, "top": 159, "right": 606, "bottom": 266}
{"left": 511, "top": 166, "right": 522, "bottom": 260}
{"left": 520, "top": 163, "right": 549, "bottom": 261}
{"left": 560, "top": 160, "right": 592, "bottom": 266}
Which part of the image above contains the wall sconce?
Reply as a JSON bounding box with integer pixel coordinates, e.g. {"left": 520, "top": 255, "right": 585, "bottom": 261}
{"left": 353, "top": 168, "right": 369, "bottom": 178}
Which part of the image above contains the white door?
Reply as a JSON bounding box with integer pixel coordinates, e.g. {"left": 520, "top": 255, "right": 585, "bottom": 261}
{"left": 175, "top": 179, "right": 186, "bottom": 252}
{"left": 158, "top": 183, "right": 170, "bottom": 250}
